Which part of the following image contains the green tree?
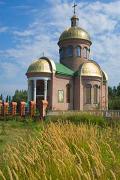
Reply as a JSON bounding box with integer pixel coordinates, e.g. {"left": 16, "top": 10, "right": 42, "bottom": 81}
{"left": 6, "top": 95, "right": 9, "bottom": 102}
{"left": 112, "top": 86, "right": 117, "bottom": 97}
{"left": 108, "top": 86, "right": 113, "bottom": 98}
{"left": 12, "top": 90, "right": 27, "bottom": 103}
{"left": 117, "top": 83, "right": 120, "bottom": 96}
{"left": 108, "top": 83, "right": 120, "bottom": 110}
{"left": 0, "top": 94, "right": 3, "bottom": 101}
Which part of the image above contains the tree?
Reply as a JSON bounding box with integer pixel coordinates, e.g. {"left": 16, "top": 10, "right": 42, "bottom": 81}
{"left": 108, "top": 87, "right": 113, "bottom": 98}
{"left": 108, "top": 83, "right": 120, "bottom": 110}
{"left": 6, "top": 95, "right": 9, "bottom": 102}
{"left": 112, "top": 86, "right": 117, "bottom": 97}
{"left": 117, "top": 83, "right": 120, "bottom": 96}
{"left": 8, "top": 96, "right": 11, "bottom": 103}
{"left": 0, "top": 94, "right": 3, "bottom": 101}
{"left": 12, "top": 90, "right": 27, "bottom": 103}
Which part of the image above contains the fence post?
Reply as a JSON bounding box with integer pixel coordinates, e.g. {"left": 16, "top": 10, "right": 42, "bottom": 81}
{"left": 0, "top": 101, "right": 2, "bottom": 116}
{"left": 29, "top": 101, "right": 36, "bottom": 117}
{"left": 20, "top": 101, "right": 26, "bottom": 117}
{"left": 40, "top": 100, "right": 48, "bottom": 120}
{"left": 3, "top": 102, "right": 9, "bottom": 116}
{"left": 11, "top": 102, "right": 17, "bottom": 116}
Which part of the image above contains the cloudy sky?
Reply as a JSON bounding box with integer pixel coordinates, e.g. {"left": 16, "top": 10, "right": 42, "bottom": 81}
{"left": 0, "top": 0, "right": 120, "bottom": 97}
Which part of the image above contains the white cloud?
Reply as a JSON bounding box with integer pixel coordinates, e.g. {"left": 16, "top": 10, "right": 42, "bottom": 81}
{"left": 0, "top": 62, "right": 20, "bottom": 79}
{"left": 13, "top": 30, "right": 34, "bottom": 37}
{"left": 0, "top": 26, "right": 8, "bottom": 33}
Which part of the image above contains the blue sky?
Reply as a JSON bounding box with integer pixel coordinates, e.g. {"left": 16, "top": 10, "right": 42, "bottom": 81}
{"left": 0, "top": 0, "right": 120, "bottom": 97}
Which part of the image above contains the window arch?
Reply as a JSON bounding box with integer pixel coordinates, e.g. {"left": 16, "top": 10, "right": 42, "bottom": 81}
{"left": 66, "top": 84, "right": 71, "bottom": 103}
{"left": 76, "top": 46, "right": 81, "bottom": 57}
{"left": 66, "top": 46, "right": 73, "bottom": 57}
{"left": 94, "top": 85, "right": 98, "bottom": 104}
{"left": 86, "top": 84, "right": 91, "bottom": 104}
{"left": 87, "top": 48, "right": 90, "bottom": 59}
{"left": 83, "top": 47, "right": 88, "bottom": 59}
{"left": 59, "top": 48, "right": 64, "bottom": 59}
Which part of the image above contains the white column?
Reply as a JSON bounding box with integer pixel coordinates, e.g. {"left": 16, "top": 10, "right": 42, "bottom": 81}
{"left": 44, "top": 80, "right": 48, "bottom": 100}
{"left": 34, "top": 80, "right": 36, "bottom": 102}
{"left": 28, "top": 80, "right": 31, "bottom": 102}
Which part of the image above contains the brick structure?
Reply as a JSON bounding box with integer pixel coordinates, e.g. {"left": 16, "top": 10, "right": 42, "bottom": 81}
{"left": 20, "top": 101, "right": 26, "bottom": 117}
{"left": 26, "top": 6, "right": 108, "bottom": 111}
{"left": 29, "top": 101, "right": 36, "bottom": 117}
{"left": 40, "top": 100, "right": 48, "bottom": 119}
{"left": 3, "top": 102, "right": 9, "bottom": 116}
{"left": 11, "top": 102, "right": 17, "bottom": 116}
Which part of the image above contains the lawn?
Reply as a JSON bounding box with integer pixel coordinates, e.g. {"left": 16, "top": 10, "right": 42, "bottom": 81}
{"left": 0, "top": 114, "right": 120, "bottom": 179}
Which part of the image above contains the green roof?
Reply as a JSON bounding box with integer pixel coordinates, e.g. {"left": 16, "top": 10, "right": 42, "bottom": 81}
{"left": 55, "top": 63, "right": 74, "bottom": 76}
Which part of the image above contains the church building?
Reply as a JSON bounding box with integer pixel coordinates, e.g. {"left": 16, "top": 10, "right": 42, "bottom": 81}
{"left": 26, "top": 6, "right": 108, "bottom": 111}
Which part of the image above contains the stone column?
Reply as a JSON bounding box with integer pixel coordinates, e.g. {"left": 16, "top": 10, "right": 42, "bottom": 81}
{"left": 28, "top": 80, "right": 31, "bottom": 102}
{"left": 44, "top": 80, "right": 48, "bottom": 100}
{"left": 34, "top": 80, "right": 36, "bottom": 102}
{"left": 91, "top": 85, "right": 94, "bottom": 105}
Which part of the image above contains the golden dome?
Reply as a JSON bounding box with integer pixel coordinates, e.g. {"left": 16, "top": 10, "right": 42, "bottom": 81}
{"left": 59, "top": 27, "right": 91, "bottom": 42}
{"left": 27, "top": 58, "right": 52, "bottom": 74}
{"left": 80, "top": 62, "right": 102, "bottom": 77}
{"left": 102, "top": 71, "right": 108, "bottom": 81}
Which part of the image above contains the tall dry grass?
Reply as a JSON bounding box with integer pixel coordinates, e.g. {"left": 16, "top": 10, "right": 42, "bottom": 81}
{"left": 0, "top": 122, "right": 120, "bottom": 179}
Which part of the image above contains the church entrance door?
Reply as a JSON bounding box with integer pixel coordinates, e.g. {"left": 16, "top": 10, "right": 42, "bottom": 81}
{"left": 36, "top": 79, "right": 49, "bottom": 109}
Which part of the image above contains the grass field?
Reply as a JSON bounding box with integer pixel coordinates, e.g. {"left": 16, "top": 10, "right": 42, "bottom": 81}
{"left": 0, "top": 114, "right": 120, "bottom": 179}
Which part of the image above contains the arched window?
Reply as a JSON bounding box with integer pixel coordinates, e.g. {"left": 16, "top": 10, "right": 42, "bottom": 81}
{"left": 83, "top": 47, "right": 88, "bottom": 59}
{"left": 76, "top": 46, "right": 81, "bottom": 57}
{"left": 59, "top": 48, "right": 64, "bottom": 59}
{"left": 66, "top": 46, "right": 73, "bottom": 57}
{"left": 94, "top": 85, "right": 98, "bottom": 104}
{"left": 87, "top": 48, "right": 90, "bottom": 59}
{"left": 86, "top": 84, "right": 91, "bottom": 104}
{"left": 66, "top": 84, "right": 71, "bottom": 103}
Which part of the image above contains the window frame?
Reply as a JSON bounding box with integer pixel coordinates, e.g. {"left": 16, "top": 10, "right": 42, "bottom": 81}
{"left": 76, "top": 46, "right": 81, "bottom": 57}
{"left": 58, "top": 90, "right": 64, "bottom": 103}
{"left": 66, "top": 84, "right": 71, "bottom": 103}
{"left": 93, "top": 85, "right": 98, "bottom": 104}
{"left": 85, "top": 84, "right": 92, "bottom": 104}
{"left": 59, "top": 48, "right": 64, "bottom": 59}
{"left": 83, "top": 47, "right": 88, "bottom": 59}
{"left": 66, "top": 45, "right": 73, "bottom": 57}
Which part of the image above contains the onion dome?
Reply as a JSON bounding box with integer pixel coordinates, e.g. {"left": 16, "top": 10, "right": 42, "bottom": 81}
{"left": 80, "top": 62, "right": 102, "bottom": 78}
{"left": 26, "top": 57, "right": 56, "bottom": 74}
{"left": 59, "top": 14, "right": 91, "bottom": 43}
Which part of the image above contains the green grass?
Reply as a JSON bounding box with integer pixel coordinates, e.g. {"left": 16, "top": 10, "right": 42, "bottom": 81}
{"left": 46, "top": 112, "right": 107, "bottom": 126}
{"left": 0, "top": 117, "right": 45, "bottom": 154}
{"left": 0, "top": 114, "right": 120, "bottom": 179}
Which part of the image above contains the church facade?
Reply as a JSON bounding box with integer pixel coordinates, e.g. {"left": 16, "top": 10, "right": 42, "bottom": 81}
{"left": 26, "top": 11, "right": 108, "bottom": 111}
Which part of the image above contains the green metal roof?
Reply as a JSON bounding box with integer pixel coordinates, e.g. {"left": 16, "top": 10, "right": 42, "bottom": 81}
{"left": 55, "top": 63, "right": 74, "bottom": 76}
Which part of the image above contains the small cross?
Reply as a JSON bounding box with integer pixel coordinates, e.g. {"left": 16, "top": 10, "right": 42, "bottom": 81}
{"left": 72, "top": 2, "right": 77, "bottom": 15}
{"left": 42, "top": 52, "right": 44, "bottom": 57}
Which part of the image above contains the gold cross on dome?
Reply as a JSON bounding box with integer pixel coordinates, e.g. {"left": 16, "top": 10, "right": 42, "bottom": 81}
{"left": 72, "top": 2, "right": 77, "bottom": 14}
